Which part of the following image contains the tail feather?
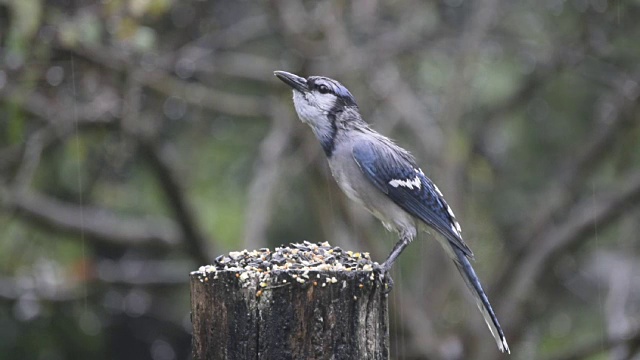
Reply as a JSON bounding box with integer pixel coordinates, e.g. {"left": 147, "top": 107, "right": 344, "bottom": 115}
{"left": 449, "top": 244, "right": 510, "bottom": 354}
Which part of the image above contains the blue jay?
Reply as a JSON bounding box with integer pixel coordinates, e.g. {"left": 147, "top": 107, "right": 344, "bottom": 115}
{"left": 274, "top": 70, "right": 509, "bottom": 354}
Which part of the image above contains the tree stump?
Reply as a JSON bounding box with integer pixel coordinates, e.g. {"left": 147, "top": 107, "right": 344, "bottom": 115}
{"left": 190, "top": 242, "right": 389, "bottom": 360}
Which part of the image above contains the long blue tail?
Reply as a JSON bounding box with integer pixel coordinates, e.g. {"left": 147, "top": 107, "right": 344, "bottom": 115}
{"left": 450, "top": 244, "right": 510, "bottom": 353}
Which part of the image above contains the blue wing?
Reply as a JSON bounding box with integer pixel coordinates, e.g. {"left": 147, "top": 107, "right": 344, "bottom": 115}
{"left": 352, "top": 140, "right": 474, "bottom": 259}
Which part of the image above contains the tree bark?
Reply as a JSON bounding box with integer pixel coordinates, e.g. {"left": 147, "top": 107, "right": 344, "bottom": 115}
{"left": 191, "top": 269, "right": 389, "bottom": 360}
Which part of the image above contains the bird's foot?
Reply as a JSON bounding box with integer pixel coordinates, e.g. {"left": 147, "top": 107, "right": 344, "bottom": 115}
{"left": 373, "top": 263, "right": 394, "bottom": 294}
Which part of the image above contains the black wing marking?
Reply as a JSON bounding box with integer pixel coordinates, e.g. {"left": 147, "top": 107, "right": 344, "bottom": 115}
{"left": 352, "top": 140, "right": 473, "bottom": 258}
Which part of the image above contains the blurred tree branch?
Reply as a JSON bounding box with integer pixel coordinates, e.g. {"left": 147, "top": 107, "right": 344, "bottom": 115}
{"left": 0, "top": 33, "right": 222, "bottom": 266}
{"left": 139, "top": 138, "right": 213, "bottom": 265}
{"left": 439, "top": 0, "right": 501, "bottom": 207}
{"left": 548, "top": 327, "right": 640, "bottom": 360}
{"left": 54, "top": 41, "right": 267, "bottom": 117}
{"left": 515, "top": 73, "right": 640, "bottom": 250}
{"left": 0, "top": 82, "right": 119, "bottom": 127}
{"left": 492, "top": 76, "right": 640, "bottom": 295}
{"left": 96, "top": 259, "right": 193, "bottom": 286}
{"left": 3, "top": 189, "right": 182, "bottom": 249}
{"left": 1, "top": 80, "right": 214, "bottom": 265}
{"left": 471, "top": 56, "right": 566, "bottom": 170}
{"left": 243, "top": 99, "right": 295, "bottom": 249}
{"left": 499, "top": 169, "right": 640, "bottom": 332}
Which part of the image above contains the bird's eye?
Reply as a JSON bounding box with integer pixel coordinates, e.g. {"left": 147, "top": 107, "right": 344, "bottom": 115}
{"left": 318, "top": 84, "right": 330, "bottom": 94}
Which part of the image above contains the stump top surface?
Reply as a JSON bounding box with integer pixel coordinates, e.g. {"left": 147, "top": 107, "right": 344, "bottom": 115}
{"left": 191, "top": 241, "right": 382, "bottom": 288}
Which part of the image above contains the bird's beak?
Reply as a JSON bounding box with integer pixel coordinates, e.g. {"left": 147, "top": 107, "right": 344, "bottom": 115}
{"left": 274, "top": 71, "right": 308, "bottom": 93}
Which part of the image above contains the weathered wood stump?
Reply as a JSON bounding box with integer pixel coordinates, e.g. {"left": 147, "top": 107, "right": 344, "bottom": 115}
{"left": 190, "top": 242, "right": 389, "bottom": 360}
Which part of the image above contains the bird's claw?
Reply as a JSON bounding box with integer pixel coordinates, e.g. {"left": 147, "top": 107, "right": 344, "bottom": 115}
{"left": 373, "top": 263, "right": 394, "bottom": 294}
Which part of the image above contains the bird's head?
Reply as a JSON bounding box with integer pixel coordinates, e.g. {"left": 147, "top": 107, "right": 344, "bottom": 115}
{"left": 274, "top": 71, "right": 358, "bottom": 128}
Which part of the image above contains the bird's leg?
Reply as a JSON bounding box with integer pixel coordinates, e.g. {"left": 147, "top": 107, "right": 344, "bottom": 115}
{"left": 379, "top": 231, "right": 414, "bottom": 293}
{"left": 382, "top": 232, "right": 413, "bottom": 272}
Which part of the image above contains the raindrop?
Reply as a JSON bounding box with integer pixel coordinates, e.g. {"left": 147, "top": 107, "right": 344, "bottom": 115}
{"left": 163, "top": 96, "right": 188, "bottom": 120}
{"left": 175, "top": 58, "right": 195, "bottom": 80}
{"left": 519, "top": 52, "right": 537, "bottom": 75}
{"left": 78, "top": 310, "right": 102, "bottom": 336}
{"left": 46, "top": 66, "right": 65, "bottom": 86}
{"left": 123, "top": 289, "right": 151, "bottom": 317}
{"left": 150, "top": 339, "right": 176, "bottom": 360}
{"left": 6, "top": 52, "right": 24, "bottom": 70}
{"left": 141, "top": 53, "right": 158, "bottom": 72}
{"left": 14, "top": 294, "right": 41, "bottom": 321}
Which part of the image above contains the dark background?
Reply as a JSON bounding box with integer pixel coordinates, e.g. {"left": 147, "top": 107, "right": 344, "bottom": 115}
{"left": 1, "top": 0, "right": 639, "bottom": 359}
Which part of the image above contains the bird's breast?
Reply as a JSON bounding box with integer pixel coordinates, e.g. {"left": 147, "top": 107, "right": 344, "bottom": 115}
{"left": 328, "top": 153, "right": 366, "bottom": 206}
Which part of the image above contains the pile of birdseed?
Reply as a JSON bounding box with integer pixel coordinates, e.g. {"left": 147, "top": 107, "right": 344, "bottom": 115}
{"left": 192, "top": 241, "right": 381, "bottom": 288}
